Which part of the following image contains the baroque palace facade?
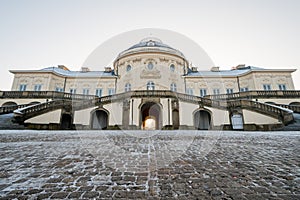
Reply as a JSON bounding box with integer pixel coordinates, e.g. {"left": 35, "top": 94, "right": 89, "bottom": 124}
{"left": 1, "top": 38, "right": 299, "bottom": 130}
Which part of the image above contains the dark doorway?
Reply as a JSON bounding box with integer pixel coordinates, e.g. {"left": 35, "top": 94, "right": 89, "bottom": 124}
{"left": 91, "top": 110, "right": 108, "bottom": 130}
{"left": 141, "top": 102, "right": 161, "bottom": 130}
{"left": 194, "top": 110, "right": 211, "bottom": 130}
{"left": 172, "top": 109, "right": 180, "bottom": 129}
{"left": 60, "top": 114, "right": 72, "bottom": 130}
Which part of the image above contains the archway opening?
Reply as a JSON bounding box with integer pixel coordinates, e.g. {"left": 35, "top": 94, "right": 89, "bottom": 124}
{"left": 141, "top": 102, "right": 161, "bottom": 130}
{"left": 172, "top": 109, "right": 179, "bottom": 129}
{"left": 60, "top": 114, "right": 72, "bottom": 130}
{"left": 231, "top": 114, "right": 244, "bottom": 130}
{"left": 91, "top": 110, "right": 108, "bottom": 130}
{"left": 194, "top": 110, "right": 211, "bottom": 130}
{"left": 1, "top": 101, "right": 17, "bottom": 107}
{"left": 290, "top": 102, "right": 300, "bottom": 106}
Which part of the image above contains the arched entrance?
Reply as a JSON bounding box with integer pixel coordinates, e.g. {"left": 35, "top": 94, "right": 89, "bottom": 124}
{"left": 194, "top": 110, "right": 211, "bottom": 130}
{"left": 1, "top": 101, "right": 17, "bottom": 107}
{"left": 172, "top": 109, "right": 179, "bottom": 129}
{"left": 231, "top": 114, "right": 244, "bottom": 130}
{"left": 91, "top": 109, "right": 109, "bottom": 130}
{"left": 290, "top": 102, "right": 300, "bottom": 106}
{"left": 60, "top": 114, "right": 72, "bottom": 130}
{"left": 140, "top": 102, "right": 162, "bottom": 130}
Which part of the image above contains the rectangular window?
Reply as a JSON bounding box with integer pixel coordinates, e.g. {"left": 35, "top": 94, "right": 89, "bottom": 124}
{"left": 213, "top": 88, "right": 220, "bottom": 95}
{"left": 278, "top": 84, "right": 286, "bottom": 91}
{"left": 55, "top": 87, "right": 64, "bottom": 92}
{"left": 95, "top": 88, "right": 102, "bottom": 97}
{"left": 34, "top": 84, "right": 42, "bottom": 91}
{"left": 240, "top": 87, "right": 249, "bottom": 92}
{"left": 199, "top": 88, "right": 207, "bottom": 97}
{"left": 108, "top": 88, "right": 115, "bottom": 95}
{"left": 70, "top": 88, "right": 76, "bottom": 94}
{"left": 263, "top": 84, "right": 271, "bottom": 91}
{"left": 186, "top": 88, "right": 193, "bottom": 95}
{"left": 19, "top": 84, "right": 27, "bottom": 91}
{"left": 83, "top": 88, "right": 89, "bottom": 95}
{"left": 226, "top": 88, "right": 234, "bottom": 94}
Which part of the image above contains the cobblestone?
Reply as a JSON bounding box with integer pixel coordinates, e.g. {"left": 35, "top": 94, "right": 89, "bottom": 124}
{"left": 0, "top": 130, "right": 299, "bottom": 199}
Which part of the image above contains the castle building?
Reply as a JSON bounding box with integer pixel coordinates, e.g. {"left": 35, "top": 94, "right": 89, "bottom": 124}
{"left": 3, "top": 38, "right": 298, "bottom": 130}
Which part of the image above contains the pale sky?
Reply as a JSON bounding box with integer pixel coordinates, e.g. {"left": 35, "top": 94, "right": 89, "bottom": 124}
{"left": 0, "top": 0, "right": 299, "bottom": 90}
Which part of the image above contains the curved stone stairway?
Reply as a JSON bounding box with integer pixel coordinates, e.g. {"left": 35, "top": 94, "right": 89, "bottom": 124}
{"left": 10, "top": 90, "right": 295, "bottom": 126}
{"left": 275, "top": 113, "right": 300, "bottom": 131}
{"left": 0, "top": 113, "right": 25, "bottom": 129}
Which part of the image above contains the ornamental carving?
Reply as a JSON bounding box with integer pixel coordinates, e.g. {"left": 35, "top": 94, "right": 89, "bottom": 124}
{"left": 159, "top": 57, "right": 169, "bottom": 63}
{"left": 140, "top": 68, "right": 161, "bottom": 79}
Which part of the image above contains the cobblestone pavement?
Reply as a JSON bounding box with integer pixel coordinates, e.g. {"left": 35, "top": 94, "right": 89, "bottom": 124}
{"left": 0, "top": 130, "right": 299, "bottom": 199}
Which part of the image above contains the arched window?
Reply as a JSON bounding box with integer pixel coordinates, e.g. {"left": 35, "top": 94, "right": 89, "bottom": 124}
{"left": 147, "top": 81, "right": 155, "bottom": 90}
{"left": 170, "top": 83, "right": 177, "bottom": 92}
{"left": 170, "top": 64, "right": 175, "bottom": 72}
{"left": 147, "top": 62, "right": 154, "bottom": 70}
{"left": 126, "top": 65, "right": 132, "bottom": 72}
{"left": 125, "top": 83, "right": 131, "bottom": 92}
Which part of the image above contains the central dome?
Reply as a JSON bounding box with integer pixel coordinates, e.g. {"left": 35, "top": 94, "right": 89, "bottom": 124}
{"left": 115, "top": 37, "right": 186, "bottom": 61}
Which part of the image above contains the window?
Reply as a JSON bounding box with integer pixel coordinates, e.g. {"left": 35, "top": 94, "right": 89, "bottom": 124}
{"left": 147, "top": 62, "right": 154, "bottom": 70}
{"left": 278, "top": 84, "right": 286, "bottom": 91}
{"left": 200, "top": 88, "right": 207, "bottom": 97}
{"left": 83, "top": 89, "right": 89, "bottom": 95}
{"left": 108, "top": 88, "right": 115, "bottom": 95}
{"left": 186, "top": 88, "right": 193, "bottom": 95}
{"left": 147, "top": 81, "right": 155, "bottom": 90}
{"left": 213, "top": 88, "right": 220, "bottom": 95}
{"left": 240, "top": 87, "right": 249, "bottom": 92}
{"left": 263, "top": 84, "right": 271, "bottom": 91}
{"left": 226, "top": 88, "right": 234, "bottom": 94}
{"left": 126, "top": 65, "right": 132, "bottom": 72}
{"left": 19, "top": 84, "right": 27, "bottom": 91}
{"left": 55, "top": 87, "right": 64, "bottom": 92}
{"left": 125, "top": 83, "right": 131, "bottom": 92}
{"left": 95, "top": 88, "right": 102, "bottom": 97}
{"left": 170, "top": 64, "right": 175, "bottom": 72}
{"left": 34, "top": 84, "right": 42, "bottom": 91}
{"left": 170, "top": 83, "right": 177, "bottom": 92}
{"left": 70, "top": 88, "right": 76, "bottom": 94}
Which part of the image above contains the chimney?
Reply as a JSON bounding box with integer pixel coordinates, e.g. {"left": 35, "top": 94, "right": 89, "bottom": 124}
{"left": 58, "top": 65, "right": 69, "bottom": 71}
{"left": 210, "top": 66, "right": 220, "bottom": 72}
{"left": 104, "top": 67, "right": 112, "bottom": 72}
{"left": 81, "top": 67, "right": 90, "bottom": 72}
{"left": 191, "top": 67, "right": 198, "bottom": 72}
{"left": 236, "top": 64, "right": 246, "bottom": 69}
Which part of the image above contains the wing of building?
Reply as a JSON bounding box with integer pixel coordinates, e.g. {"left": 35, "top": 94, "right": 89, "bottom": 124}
{"left": 2, "top": 37, "right": 299, "bottom": 130}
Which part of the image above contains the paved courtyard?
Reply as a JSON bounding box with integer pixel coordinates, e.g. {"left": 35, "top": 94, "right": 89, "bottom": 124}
{"left": 0, "top": 130, "right": 299, "bottom": 199}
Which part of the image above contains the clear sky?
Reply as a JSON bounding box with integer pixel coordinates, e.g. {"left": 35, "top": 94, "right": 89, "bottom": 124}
{"left": 0, "top": 0, "right": 299, "bottom": 90}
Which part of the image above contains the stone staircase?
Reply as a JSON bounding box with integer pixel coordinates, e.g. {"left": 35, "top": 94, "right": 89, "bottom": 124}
{"left": 276, "top": 113, "right": 300, "bottom": 131}
{"left": 12, "top": 90, "right": 294, "bottom": 126}
{"left": 0, "top": 113, "right": 25, "bottom": 129}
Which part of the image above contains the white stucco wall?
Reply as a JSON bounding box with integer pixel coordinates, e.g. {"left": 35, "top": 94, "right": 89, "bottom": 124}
{"left": 25, "top": 109, "right": 62, "bottom": 124}
{"left": 243, "top": 110, "right": 280, "bottom": 124}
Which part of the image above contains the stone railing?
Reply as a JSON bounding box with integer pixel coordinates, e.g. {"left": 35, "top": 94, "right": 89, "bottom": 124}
{"left": 206, "top": 90, "right": 300, "bottom": 100}
{"left": 273, "top": 104, "right": 300, "bottom": 113}
{"left": 0, "top": 104, "right": 32, "bottom": 115}
{"left": 0, "top": 91, "right": 96, "bottom": 100}
{"left": 12, "top": 90, "right": 294, "bottom": 125}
